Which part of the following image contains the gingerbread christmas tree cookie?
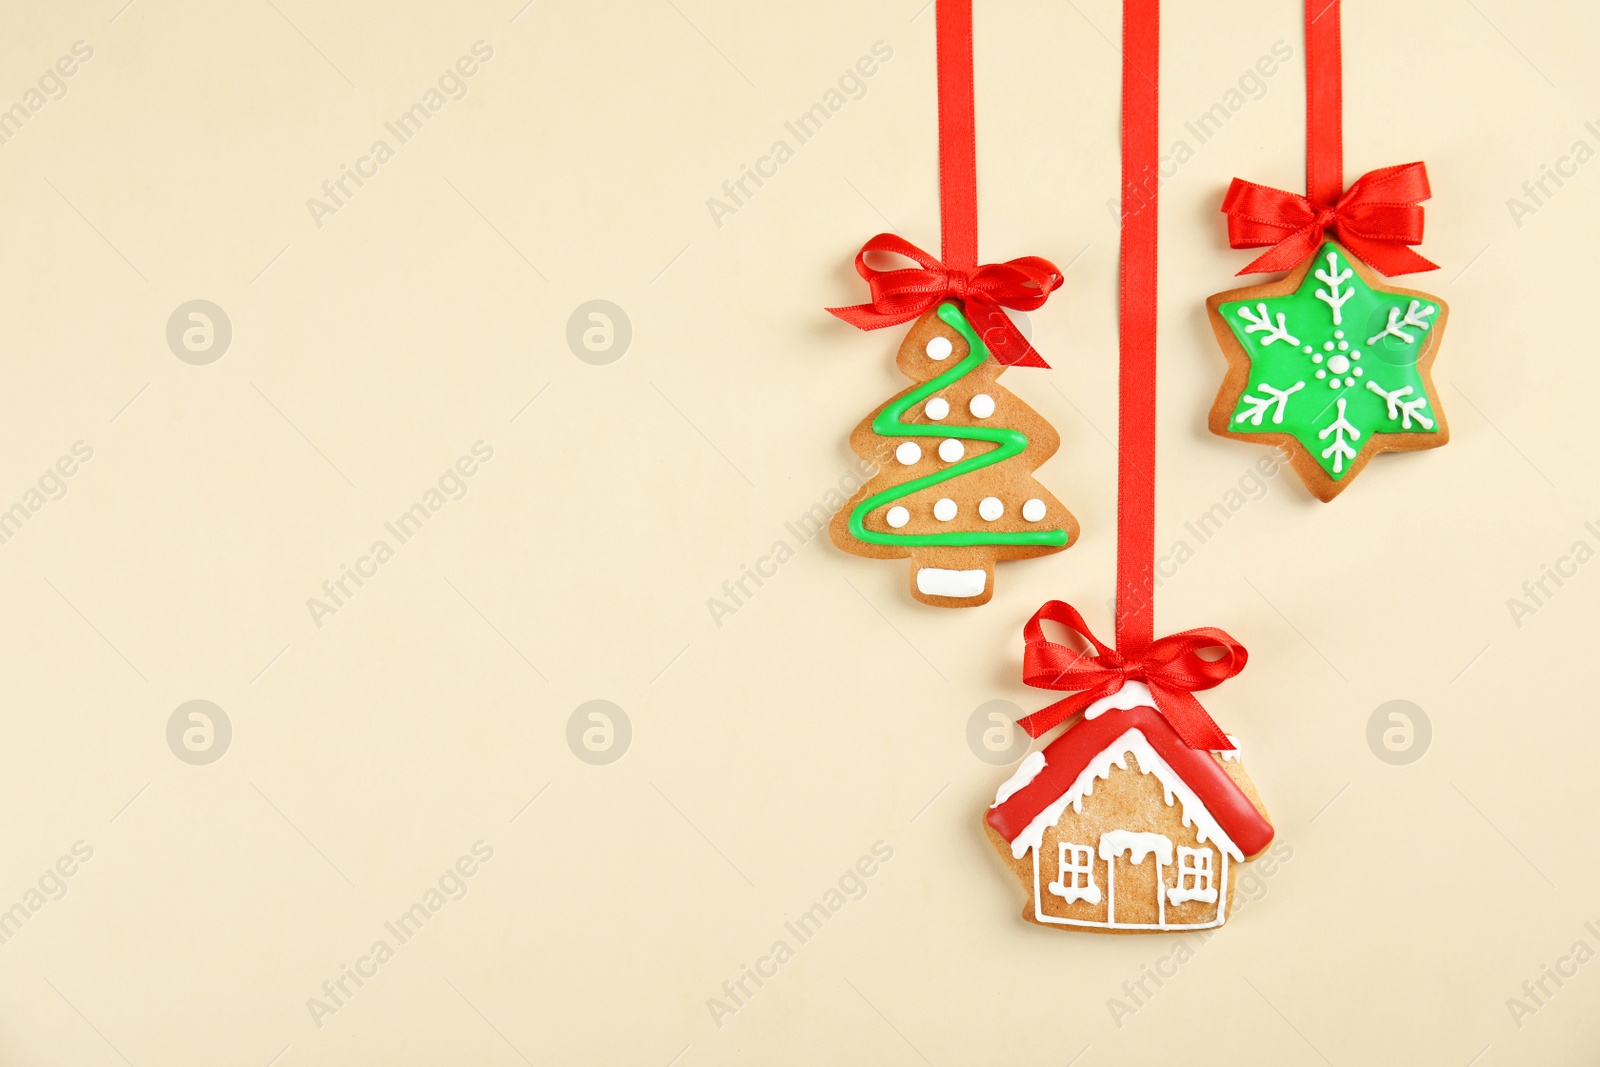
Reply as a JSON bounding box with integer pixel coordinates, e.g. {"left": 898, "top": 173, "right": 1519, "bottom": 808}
{"left": 1207, "top": 242, "right": 1449, "bottom": 501}
{"left": 830, "top": 303, "right": 1076, "bottom": 607}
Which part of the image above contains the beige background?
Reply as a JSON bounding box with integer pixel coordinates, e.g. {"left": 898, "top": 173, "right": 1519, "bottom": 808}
{"left": 0, "top": 0, "right": 1595, "bottom": 1063}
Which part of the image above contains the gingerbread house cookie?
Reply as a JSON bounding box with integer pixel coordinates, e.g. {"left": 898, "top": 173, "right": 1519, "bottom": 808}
{"left": 984, "top": 683, "right": 1274, "bottom": 933}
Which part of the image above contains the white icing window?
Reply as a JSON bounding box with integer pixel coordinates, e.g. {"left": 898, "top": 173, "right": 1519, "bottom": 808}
{"left": 1047, "top": 842, "right": 1102, "bottom": 906}
{"left": 1167, "top": 847, "right": 1218, "bottom": 905}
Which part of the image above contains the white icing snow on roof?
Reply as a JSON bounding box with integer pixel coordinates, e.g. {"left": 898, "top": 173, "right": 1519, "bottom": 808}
{"left": 1082, "top": 680, "right": 1154, "bottom": 720}
{"left": 991, "top": 750, "right": 1046, "bottom": 808}
{"left": 1007, "top": 727, "right": 1243, "bottom": 862}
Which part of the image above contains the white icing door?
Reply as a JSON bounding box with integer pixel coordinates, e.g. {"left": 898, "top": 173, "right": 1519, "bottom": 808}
{"left": 1098, "top": 830, "right": 1174, "bottom": 927}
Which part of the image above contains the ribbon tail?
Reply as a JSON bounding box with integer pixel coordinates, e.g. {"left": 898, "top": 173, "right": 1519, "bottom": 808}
{"left": 1016, "top": 690, "right": 1100, "bottom": 739}
{"left": 1235, "top": 226, "right": 1324, "bottom": 275}
{"left": 1148, "top": 684, "right": 1232, "bottom": 751}
{"left": 961, "top": 294, "right": 1051, "bottom": 369}
{"left": 1336, "top": 232, "right": 1439, "bottom": 277}
{"left": 825, "top": 302, "right": 922, "bottom": 331}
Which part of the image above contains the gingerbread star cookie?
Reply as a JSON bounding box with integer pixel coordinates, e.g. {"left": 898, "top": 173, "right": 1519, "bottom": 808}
{"left": 1206, "top": 241, "right": 1449, "bottom": 501}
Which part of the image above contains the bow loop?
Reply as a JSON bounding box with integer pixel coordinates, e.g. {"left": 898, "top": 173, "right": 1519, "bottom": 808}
{"left": 1221, "top": 161, "right": 1437, "bottom": 276}
{"left": 827, "top": 234, "right": 1062, "bottom": 368}
{"left": 1015, "top": 601, "right": 1244, "bottom": 751}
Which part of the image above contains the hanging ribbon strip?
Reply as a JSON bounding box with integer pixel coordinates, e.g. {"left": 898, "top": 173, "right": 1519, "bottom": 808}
{"left": 1117, "top": 0, "right": 1160, "bottom": 655}
{"left": 1019, "top": 0, "right": 1244, "bottom": 750}
{"left": 1220, "top": 0, "right": 1437, "bottom": 276}
{"left": 826, "top": 0, "right": 1062, "bottom": 368}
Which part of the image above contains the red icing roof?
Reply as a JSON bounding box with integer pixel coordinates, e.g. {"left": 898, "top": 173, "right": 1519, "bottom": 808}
{"left": 986, "top": 703, "right": 1274, "bottom": 859}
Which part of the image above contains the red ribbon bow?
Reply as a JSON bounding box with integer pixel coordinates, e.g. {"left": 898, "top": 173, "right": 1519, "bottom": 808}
{"left": 826, "top": 234, "right": 1062, "bottom": 368}
{"left": 1221, "top": 161, "right": 1438, "bottom": 276}
{"left": 1016, "top": 601, "right": 1245, "bottom": 751}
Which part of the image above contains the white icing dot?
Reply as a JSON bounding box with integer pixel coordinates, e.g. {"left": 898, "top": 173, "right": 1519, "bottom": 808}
{"left": 1316, "top": 369, "right": 1327, "bottom": 379}
{"left": 1352, "top": 350, "right": 1361, "bottom": 360}
{"left": 1328, "top": 378, "right": 1340, "bottom": 389}
{"left": 1334, "top": 330, "right": 1344, "bottom": 339}
{"left": 1327, "top": 354, "right": 1350, "bottom": 374}
{"left": 886, "top": 506, "right": 909, "bottom": 528}
{"left": 1021, "top": 498, "right": 1046, "bottom": 522}
{"left": 895, "top": 441, "right": 922, "bottom": 465}
{"left": 1323, "top": 341, "right": 1335, "bottom": 351}
{"left": 925, "top": 336, "right": 953, "bottom": 361}
{"left": 1302, "top": 345, "right": 1314, "bottom": 354}
{"left": 1312, "top": 353, "right": 1323, "bottom": 364}
{"left": 1337, "top": 340, "right": 1349, "bottom": 351}
{"left": 933, "top": 498, "right": 957, "bottom": 521}
{"left": 925, "top": 397, "right": 950, "bottom": 420}
{"left": 979, "top": 497, "right": 1004, "bottom": 521}
{"left": 1344, "top": 376, "right": 1355, "bottom": 387}
{"left": 1353, "top": 367, "right": 1364, "bottom": 377}
{"left": 969, "top": 393, "right": 996, "bottom": 419}
{"left": 938, "top": 438, "right": 964, "bottom": 463}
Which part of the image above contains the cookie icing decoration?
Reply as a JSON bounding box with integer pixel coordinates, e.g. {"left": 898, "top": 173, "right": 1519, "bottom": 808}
{"left": 1209, "top": 0, "right": 1447, "bottom": 500}
{"left": 824, "top": 0, "right": 1076, "bottom": 608}
{"left": 983, "top": 0, "right": 1273, "bottom": 935}
{"left": 1208, "top": 242, "right": 1448, "bottom": 499}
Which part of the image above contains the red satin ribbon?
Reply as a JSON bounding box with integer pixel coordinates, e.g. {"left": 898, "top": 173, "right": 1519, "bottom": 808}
{"left": 1118, "top": 0, "right": 1159, "bottom": 654}
{"left": 826, "top": 0, "right": 1063, "bottom": 369}
{"left": 826, "top": 235, "right": 1062, "bottom": 368}
{"left": 1222, "top": 162, "right": 1438, "bottom": 276}
{"left": 1013, "top": 0, "right": 1246, "bottom": 751}
{"left": 1223, "top": 0, "right": 1437, "bottom": 277}
{"left": 1017, "top": 602, "right": 1244, "bottom": 752}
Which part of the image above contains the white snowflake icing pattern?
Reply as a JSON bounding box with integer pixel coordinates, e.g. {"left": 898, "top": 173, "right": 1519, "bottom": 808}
{"left": 1367, "top": 300, "right": 1436, "bottom": 345}
{"left": 1234, "top": 303, "right": 1300, "bottom": 346}
{"left": 1226, "top": 244, "right": 1442, "bottom": 479}
{"left": 1366, "top": 381, "right": 1435, "bottom": 429}
{"left": 1313, "top": 251, "right": 1354, "bottom": 325}
{"left": 1234, "top": 381, "right": 1305, "bottom": 425}
{"left": 1317, "top": 398, "right": 1361, "bottom": 473}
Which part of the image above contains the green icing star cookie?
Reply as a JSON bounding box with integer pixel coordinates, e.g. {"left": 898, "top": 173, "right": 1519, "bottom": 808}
{"left": 1209, "top": 242, "right": 1449, "bottom": 499}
